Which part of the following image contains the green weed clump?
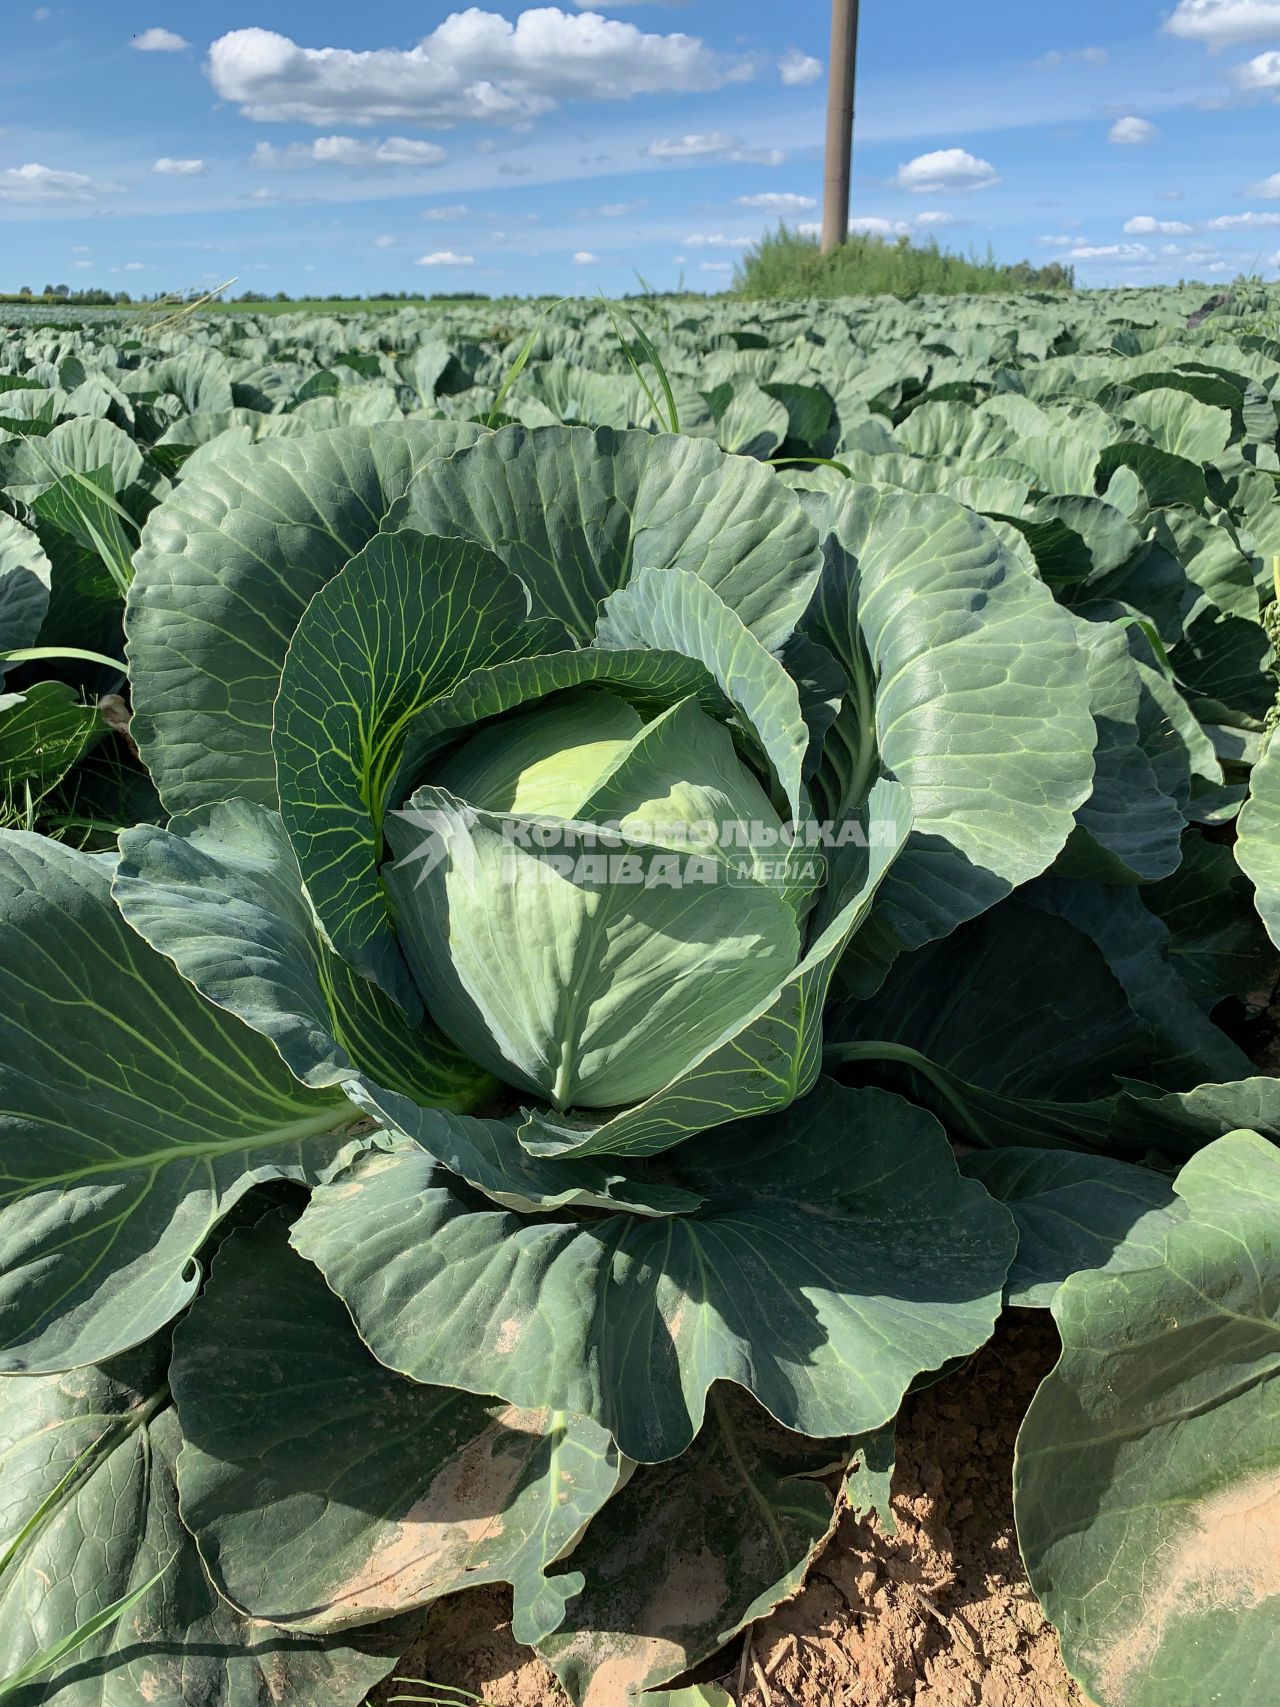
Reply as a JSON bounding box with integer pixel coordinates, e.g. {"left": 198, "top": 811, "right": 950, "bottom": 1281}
{"left": 735, "top": 225, "right": 1074, "bottom": 299}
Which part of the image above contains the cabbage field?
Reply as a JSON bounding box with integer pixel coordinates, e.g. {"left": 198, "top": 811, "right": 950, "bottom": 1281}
{"left": 0, "top": 286, "right": 1277, "bottom": 1707}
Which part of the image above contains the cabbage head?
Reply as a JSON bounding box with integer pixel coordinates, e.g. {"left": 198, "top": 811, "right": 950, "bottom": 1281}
{"left": 0, "top": 421, "right": 1129, "bottom": 1700}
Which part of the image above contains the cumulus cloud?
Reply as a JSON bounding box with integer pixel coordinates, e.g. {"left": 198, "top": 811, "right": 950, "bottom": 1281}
{"left": 799, "top": 215, "right": 913, "bottom": 238}
{"left": 423, "top": 203, "right": 469, "bottom": 219}
{"left": 578, "top": 198, "right": 647, "bottom": 216}
{"left": 1206, "top": 208, "right": 1280, "bottom": 225}
{"left": 914, "top": 210, "right": 956, "bottom": 226}
{"left": 373, "top": 234, "right": 398, "bottom": 247}
{"left": 1164, "top": 1, "right": 1280, "bottom": 46}
{"left": 779, "top": 47, "right": 822, "bottom": 85}
{"left": 573, "top": 250, "right": 599, "bottom": 263}
{"left": 1252, "top": 171, "right": 1280, "bottom": 195}
{"left": 0, "top": 162, "right": 121, "bottom": 202}
{"left": 684, "top": 232, "right": 753, "bottom": 248}
{"left": 132, "top": 26, "right": 188, "bottom": 51}
{"left": 1237, "top": 50, "right": 1280, "bottom": 89}
{"left": 1109, "top": 115, "right": 1158, "bottom": 144}
{"left": 206, "top": 12, "right": 747, "bottom": 128}
{"left": 416, "top": 250, "right": 474, "bottom": 265}
{"left": 646, "top": 133, "right": 784, "bottom": 165}
{"left": 892, "top": 148, "right": 999, "bottom": 192}
{"left": 1034, "top": 46, "right": 1108, "bottom": 68}
{"left": 252, "top": 136, "right": 446, "bottom": 170}
{"left": 124, "top": 261, "right": 146, "bottom": 271}
{"left": 1124, "top": 214, "right": 1193, "bottom": 233}
{"left": 153, "top": 157, "right": 205, "bottom": 175}
{"left": 699, "top": 261, "right": 733, "bottom": 272}
{"left": 851, "top": 216, "right": 910, "bottom": 236}
{"left": 734, "top": 192, "right": 816, "bottom": 214}
{"left": 1066, "top": 242, "right": 1153, "bottom": 260}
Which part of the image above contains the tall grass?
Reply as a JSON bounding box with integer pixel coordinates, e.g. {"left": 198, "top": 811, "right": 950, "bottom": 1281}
{"left": 736, "top": 226, "right": 1074, "bottom": 299}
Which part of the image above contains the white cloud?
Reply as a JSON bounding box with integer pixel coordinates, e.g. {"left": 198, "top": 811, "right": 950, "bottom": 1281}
{"left": 1237, "top": 50, "right": 1280, "bottom": 89}
{"left": 796, "top": 216, "right": 914, "bottom": 239}
{"left": 0, "top": 162, "right": 121, "bottom": 203}
{"left": 850, "top": 216, "right": 910, "bottom": 236}
{"left": 573, "top": 250, "right": 599, "bottom": 263}
{"left": 33, "top": 7, "right": 50, "bottom": 19}
{"left": 1066, "top": 242, "right": 1153, "bottom": 260}
{"left": 892, "top": 147, "right": 999, "bottom": 192}
{"left": 1124, "top": 214, "right": 1193, "bottom": 233}
{"left": 207, "top": 12, "right": 747, "bottom": 128}
{"left": 735, "top": 191, "right": 816, "bottom": 214}
{"left": 1186, "top": 247, "right": 1226, "bottom": 262}
{"left": 779, "top": 47, "right": 822, "bottom": 85}
{"left": 580, "top": 198, "right": 647, "bottom": 216}
{"left": 646, "top": 133, "right": 784, "bottom": 165}
{"left": 1207, "top": 208, "right": 1280, "bottom": 225}
{"left": 152, "top": 156, "right": 205, "bottom": 175}
{"left": 1038, "top": 234, "right": 1077, "bottom": 246}
{"left": 1251, "top": 171, "right": 1280, "bottom": 195}
{"left": 252, "top": 136, "right": 446, "bottom": 170}
{"left": 373, "top": 234, "right": 398, "bottom": 247}
{"left": 1109, "top": 115, "right": 1158, "bottom": 144}
{"left": 72, "top": 260, "right": 93, "bottom": 269}
{"left": 1164, "top": 1, "right": 1280, "bottom": 47}
{"left": 699, "top": 261, "right": 733, "bottom": 271}
{"left": 423, "top": 203, "right": 469, "bottom": 219}
{"left": 685, "top": 232, "right": 753, "bottom": 248}
{"left": 132, "top": 26, "right": 188, "bottom": 52}
{"left": 1034, "top": 46, "right": 1108, "bottom": 68}
{"left": 124, "top": 262, "right": 146, "bottom": 271}
{"left": 914, "top": 209, "right": 956, "bottom": 226}
{"left": 417, "top": 250, "right": 474, "bottom": 266}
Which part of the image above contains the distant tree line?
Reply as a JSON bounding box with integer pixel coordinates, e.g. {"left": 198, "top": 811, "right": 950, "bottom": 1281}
{"left": 1, "top": 285, "right": 135, "bottom": 305}
{"left": 0, "top": 285, "right": 495, "bottom": 307}
{"left": 232, "top": 289, "right": 491, "bottom": 303}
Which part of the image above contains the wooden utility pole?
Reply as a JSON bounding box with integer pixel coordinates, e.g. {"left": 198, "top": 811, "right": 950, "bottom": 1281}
{"left": 821, "top": 0, "right": 860, "bottom": 254}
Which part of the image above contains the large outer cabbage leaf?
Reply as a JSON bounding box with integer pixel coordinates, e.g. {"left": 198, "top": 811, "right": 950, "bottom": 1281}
{"left": 0, "top": 831, "right": 357, "bottom": 1374}
{"left": 1015, "top": 1132, "right": 1280, "bottom": 1707}
{"left": 126, "top": 421, "right": 483, "bottom": 813}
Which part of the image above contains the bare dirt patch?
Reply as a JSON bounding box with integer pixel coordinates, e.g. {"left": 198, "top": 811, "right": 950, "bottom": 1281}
{"left": 370, "top": 1313, "right": 1084, "bottom": 1706}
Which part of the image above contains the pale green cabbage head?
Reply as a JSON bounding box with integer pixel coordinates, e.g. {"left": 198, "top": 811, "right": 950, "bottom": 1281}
{"left": 386, "top": 688, "right": 805, "bottom": 1110}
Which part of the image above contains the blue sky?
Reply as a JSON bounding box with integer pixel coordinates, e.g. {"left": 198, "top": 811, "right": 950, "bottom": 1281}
{"left": 4, "top": 0, "right": 1280, "bottom": 296}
